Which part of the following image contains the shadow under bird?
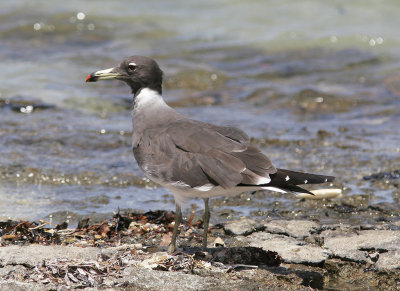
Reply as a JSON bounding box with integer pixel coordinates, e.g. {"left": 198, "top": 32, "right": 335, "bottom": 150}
{"left": 86, "top": 56, "right": 335, "bottom": 253}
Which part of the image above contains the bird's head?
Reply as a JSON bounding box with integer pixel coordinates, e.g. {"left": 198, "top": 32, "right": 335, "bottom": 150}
{"left": 85, "top": 56, "right": 163, "bottom": 95}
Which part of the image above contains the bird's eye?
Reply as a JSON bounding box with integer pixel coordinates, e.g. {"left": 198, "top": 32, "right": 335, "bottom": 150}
{"left": 128, "top": 63, "right": 137, "bottom": 71}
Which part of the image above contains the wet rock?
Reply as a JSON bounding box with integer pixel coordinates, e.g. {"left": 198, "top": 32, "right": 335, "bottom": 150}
{"left": 322, "top": 230, "right": 400, "bottom": 265}
{"left": 363, "top": 169, "right": 400, "bottom": 181}
{"left": 164, "top": 69, "right": 227, "bottom": 91}
{"left": 317, "top": 129, "right": 334, "bottom": 139}
{"left": 0, "top": 97, "right": 55, "bottom": 113}
{"left": 289, "top": 89, "right": 357, "bottom": 114}
{"left": 319, "top": 223, "right": 352, "bottom": 232}
{"left": 222, "top": 217, "right": 264, "bottom": 236}
{"left": 292, "top": 268, "right": 324, "bottom": 290}
{"left": 323, "top": 259, "right": 371, "bottom": 290}
{"left": 332, "top": 203, "right": 359, "bottom": 213}
{"left": 368, "top": 202, "right": 400, "bottom": 215}
{"left": 262, "top": 220, "right": 319, "bottom": 239}
{"left": 237, "top": 232, "right": 328, "bottom": 265}
{"left": 243, "top": 87, "right": 284, "bottom": 106}
{"left": 384, "top": 74, "right": 400, "bottom": 95}
{"left": 210, "top": 247, "right": 281, "bottom": 266}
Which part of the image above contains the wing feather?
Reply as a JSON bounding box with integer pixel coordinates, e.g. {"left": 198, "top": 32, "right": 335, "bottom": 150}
{"left": 134, "top": 118, "right": 276, "bottom": 189}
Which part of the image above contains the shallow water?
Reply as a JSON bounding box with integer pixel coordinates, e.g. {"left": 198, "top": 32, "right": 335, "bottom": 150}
{"left": 1, "top": 1, "right": 400, "bottom": 224}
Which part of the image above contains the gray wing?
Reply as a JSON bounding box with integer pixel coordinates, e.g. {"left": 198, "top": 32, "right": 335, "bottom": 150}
{"left": 133, "top": 119, "right": 276, "bottom": 189}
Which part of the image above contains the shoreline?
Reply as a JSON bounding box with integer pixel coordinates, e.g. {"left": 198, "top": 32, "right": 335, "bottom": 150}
{"left": 1, "top": 211, "right": 399, "bottom": 290}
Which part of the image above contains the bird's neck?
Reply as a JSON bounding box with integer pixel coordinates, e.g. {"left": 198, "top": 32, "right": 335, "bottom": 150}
{"left": 131, "top": 88, "right": 180, "bottom": 131}
{"left": 131, "top": 83, "right": 162, "bottom": 97}
{"left": 132, "top": 88, "right": 166, "bottom": 109}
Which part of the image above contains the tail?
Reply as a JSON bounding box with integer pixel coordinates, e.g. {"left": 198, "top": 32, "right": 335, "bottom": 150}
{"left": 265, "top": 169, "right": 335, "bottom": 194}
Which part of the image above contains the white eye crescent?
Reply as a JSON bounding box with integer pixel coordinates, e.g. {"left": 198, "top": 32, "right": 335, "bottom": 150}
{"left": 128, "top": 62, "right": 137, "bottom": 71}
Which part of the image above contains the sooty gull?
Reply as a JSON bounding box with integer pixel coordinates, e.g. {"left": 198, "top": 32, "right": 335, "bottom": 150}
{"left": 86, "top": 56, "right": 335, "bottom": 253}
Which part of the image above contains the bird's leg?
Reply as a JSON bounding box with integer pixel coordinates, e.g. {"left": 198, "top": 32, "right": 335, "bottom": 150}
{"left": 168, "top": 204, "right": 182, "bottom": 253}
{"left": 202, "top": 198, "right": 210, "bottom": 251}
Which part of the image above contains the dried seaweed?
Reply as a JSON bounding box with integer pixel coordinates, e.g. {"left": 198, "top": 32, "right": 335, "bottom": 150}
{"left": 0, "top": 210, "right": 178, "bottom": 247}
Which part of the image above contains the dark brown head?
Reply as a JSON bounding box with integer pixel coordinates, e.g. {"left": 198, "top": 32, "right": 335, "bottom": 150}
{"left": 86, "top": 56, "right": 163, "bottom": 95}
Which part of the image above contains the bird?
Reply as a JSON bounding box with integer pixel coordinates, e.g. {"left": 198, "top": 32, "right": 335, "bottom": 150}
{"left": 86, "top": 56, "right": 335, "bottom": 253}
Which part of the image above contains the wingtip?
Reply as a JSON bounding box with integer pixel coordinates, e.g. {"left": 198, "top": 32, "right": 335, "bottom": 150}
{"left": 325, "top": 175, "right": 335, "bottom": 183}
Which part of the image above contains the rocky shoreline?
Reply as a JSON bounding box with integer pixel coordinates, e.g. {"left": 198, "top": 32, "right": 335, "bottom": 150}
{"left": 0, "top": 210, "right": 399, "bottom": 290}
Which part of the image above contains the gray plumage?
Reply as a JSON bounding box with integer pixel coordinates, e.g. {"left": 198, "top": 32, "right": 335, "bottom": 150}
{"left": 132, "top": 118, "right": 276, "bottom": 190}
{"left": 86, "top": 55, "right": 335, "bottom": 252}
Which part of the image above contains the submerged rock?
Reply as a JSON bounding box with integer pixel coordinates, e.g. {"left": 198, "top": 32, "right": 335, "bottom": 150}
{"left": 0, "top": 97, "right": 55, "bottom": 113}
{"left": 363, "top": 170, "right": 400, "bottom": 181}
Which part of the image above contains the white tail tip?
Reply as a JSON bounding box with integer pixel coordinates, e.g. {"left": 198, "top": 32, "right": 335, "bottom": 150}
{"left": 297, "top": 188, "right": 342, "bottom": 200}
